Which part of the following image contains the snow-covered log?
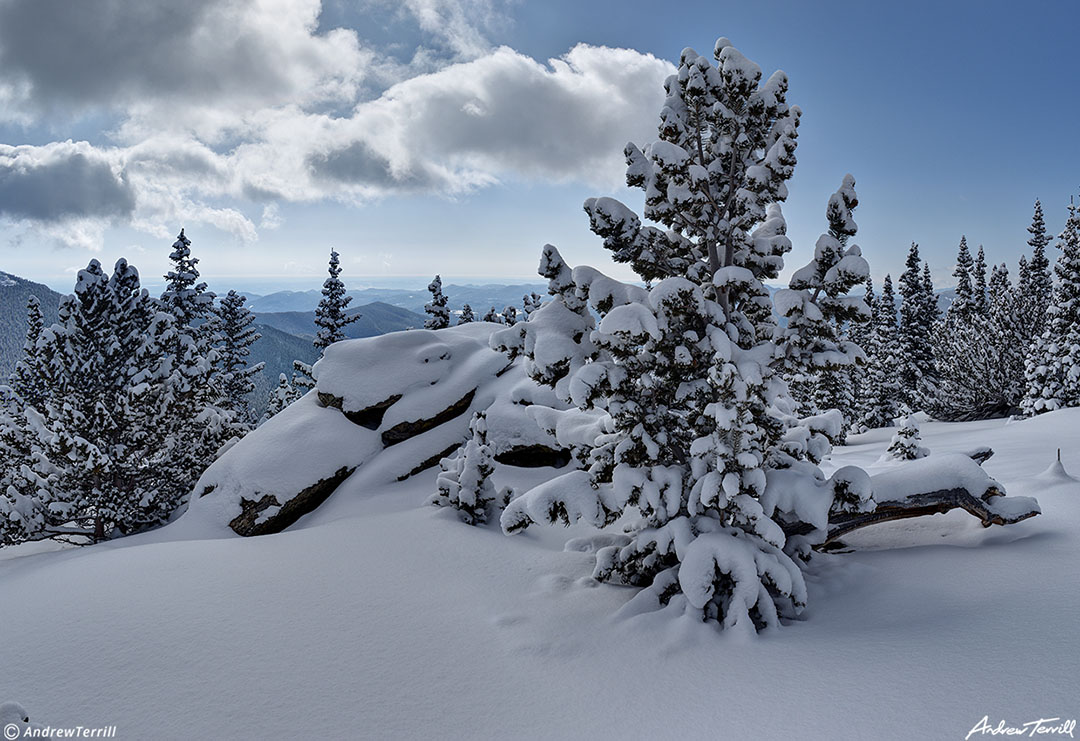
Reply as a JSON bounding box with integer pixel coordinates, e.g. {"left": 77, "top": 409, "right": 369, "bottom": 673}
{"left": 783, "top": 454, "right": 1040, "bottom": 547}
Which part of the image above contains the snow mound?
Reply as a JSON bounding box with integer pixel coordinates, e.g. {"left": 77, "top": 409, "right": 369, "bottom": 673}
{"left": 1034, "top": 454, "right": 1080, "bottom": 487}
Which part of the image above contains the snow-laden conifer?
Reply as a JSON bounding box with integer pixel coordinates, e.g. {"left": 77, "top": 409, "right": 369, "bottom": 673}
{"left": 522, "top": 292, "right": 543, "bottom": 319}
{"left": 262, "top": 373, "right": 302, "bottom": 424}
{"left": 931, "top": 265, "right": 1026, "bottom": 420}
{"left": 774, "top": 174, "right": 869, "bottom": 436}
{"left": 156, "top": 231, "right": 232, "bottom": 499}
{"left": 430, "top": 411, "right": 496, "bottom": 525}
{"left": 493, "top": 39, "right": 873, "bottom": 630}
{"left": 886, "top": 416, "right": 928, "bottom": 460}
{"left": 210, "top": 290, "right": 264, "bottom": 432}
{"left": 898, "top": 244, "right": 936, "bottom": 407}
{"left": 457, "top": 303, "right": 475, "bottom": 325}
{"left": 314, "top": 250, "right": 360, "bottom": 349}
{"left": 1024, "top": 200, "right": 1054, "bottom": 335}
{"left": 972, "top": 245, "right": 988, "bottom": 315}
{"left": 1023, "top": 198, "right": 1080, "bottom": 414}
{"left": 482, "top": 306, "right": 502, "bottom": 324}
{"left": 8, "top": 296, "right": 47, "bottom": 411}
{"left": 860, "top": 274, "right": 904, "bottom": 429}
{"left": 950, "top": 236, "right": 974, "bottom": 319}
{"left": 424, "top": 275, "right": 450, "bottom": 329}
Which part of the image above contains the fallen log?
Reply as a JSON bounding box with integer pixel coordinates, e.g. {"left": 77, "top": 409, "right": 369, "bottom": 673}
{"left": 783, "top": 453, "right": 1040, "bottom": 549}
{"left": 818, "top": 485, "right": 1039, "bottom": 547}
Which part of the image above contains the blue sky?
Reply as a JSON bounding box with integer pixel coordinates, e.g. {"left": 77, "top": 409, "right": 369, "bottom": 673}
{"left": 0, "top": 0, "right": 1077, "bottom": 294}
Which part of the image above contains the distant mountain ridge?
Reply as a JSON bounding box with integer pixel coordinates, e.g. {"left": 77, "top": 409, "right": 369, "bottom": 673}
{"left": 246, "top": 283, "right": 550, "bottom": 316}
{"left": 253, "top": 302, "right": 424, "bottom": 341}
{"left": 0, "top": 271, "right": 62, "bottom": 379}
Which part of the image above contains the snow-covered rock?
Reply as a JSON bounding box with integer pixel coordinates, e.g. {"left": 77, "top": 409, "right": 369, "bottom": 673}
{"left": 189, "top": 324, "right": 573, "bottom": 535}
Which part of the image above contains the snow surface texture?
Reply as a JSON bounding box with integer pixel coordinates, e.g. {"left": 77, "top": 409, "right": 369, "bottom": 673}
{"left": 2, "top": 413, "right": 1078, "bottom": 739}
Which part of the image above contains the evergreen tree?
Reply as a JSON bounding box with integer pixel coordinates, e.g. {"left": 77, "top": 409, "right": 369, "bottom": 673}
{"left": 0, "top": 385, "right": 54, "bottom": 546}
{"left": 314, "top": 250, "right": 360, "bottom": 350}
{"left": 1025, "top": 199, "right": 1054, "bottom": 334}
{"left": 847, "top": 277, "right": 875, "bottom": 427}
{"left": 931, "top": 264, "right": 1027, "bottom": 420}
{"left": 262, "top": 373, "right": 302, "bottom": 423}
{"left": 886, "top": 416, "right": 928, "bottom": 460}
{"left": 1023, "top": 198, "right": 1080, "bottom": 414}
{"left": 495, "top": 39, "right": 873, "bottom": 630}
{"left": 9, "top": 296, "right": 46, "bottom": 411}
{"left": 502, "top": 305, "right": 519, "bottom": 326}
{"left": 972, "top": 245, "right": 988, "bottom": 315}
{"left": 156, "top": 231, "right": 231, "bottom": 506}
{"left": 774, "top": 174, "right": 870, "bottom": 437}
{"left": 950, "top": 236, "right": 973, "bottom": 318}
{"left": 860, "top": 274, "right": 904, "bottom": 428}
{"left": 482, "top": 306, "right": 502, "bottom": 323}
{"left": 457, "top": 303, "right": 475, "bottom": 325}
{"left": 210, "top": 291, "right": 264, "bottom": 432}
{"left": 922, "top": 262, "right": 940, "bottom": 325}
{"left": 424, "top": 275, "right": 450, "bottom": 329}
{"left": 898, "top": 244, "right": 935, "bottom": 407}
{"left": 12, "top": 259, "right": 181, "bottom": 542}
{"left": 161, "top": 229, "right": 214, "bottom": 332}
{"left": 291, "top": 360, "right": 315, "bottom": 392}
{"left": 430, "top": 411, "right": 497, "bottom": 525}
{"left": 522, "top": 292, "right": 543, "bottom": 319}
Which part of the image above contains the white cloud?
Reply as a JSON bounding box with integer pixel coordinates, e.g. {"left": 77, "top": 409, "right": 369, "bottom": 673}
{"left": 0, "top": 1, "right": 675, "bottom": 251}
{"left": 0, "top": 0, "right": 369, "bottom": 126}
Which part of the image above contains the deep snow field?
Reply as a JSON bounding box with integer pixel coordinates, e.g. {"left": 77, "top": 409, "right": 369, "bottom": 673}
{"left": 1, "top": 409, "right": 1078, "bottom": 740}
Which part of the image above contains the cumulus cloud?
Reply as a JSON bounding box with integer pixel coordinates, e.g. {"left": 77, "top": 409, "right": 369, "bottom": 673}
{"left": 280, "top": 44, "right": 674, "bottom": 197}
{"left": 0, "top": 0, "right": 676, "bottom": 249}
{"left": 0, "top": 0, "right": 368, "bottom": 120}
{"left": 0, "top": 142, "right": 135, "bottom": 221}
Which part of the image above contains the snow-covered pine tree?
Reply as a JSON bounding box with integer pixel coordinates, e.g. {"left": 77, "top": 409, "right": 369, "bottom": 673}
{"left": 950, "top": 236, "right": 974, "bottom": 319}
{"left": 1022, "top": 197, "right": 1080, "bottom": 415}
{"left": 0, "top": 386, "right": 54, "bottom": 546}
{"left": 424, "top": 275, "right": 450, "bottom": 330}
{"left": 156, "top": 231, "right": 232, "bottom": 504}
{"left": 8, "top": 296, "right": 47, "bottom": 411}
{"left": 922, "top": 262, "right": 940, "bottom": 325}
{"left": 522, "top": 292, "right": 543, "bottom": 319}
{"left": 457, "top": 303, "right": 475, "bottom": 324}
{"left": 847, "top": 277, "right": 875, "bottom": 427}
{"left": 494, "top": 39, "right": 873, "bottom": 630}
{"left": 161, "top": 228, "right": 214, "bottom": 333}
{"left": 290, "top": 360, "right": 315, "bottom": 391}
{"left": 898, "top": 243, "right": 935, "bottom": 407}
{"left": 482, "top": 306, "right": 502, "bottom": 323}
{"left": 430, "top": 411, "right": 497, "bottom": 525}
{"left": 210, "top": 290, "right": 264, "bottom": 433}
{"left": 931, "top": 264, "right": 1027, "bottom": 420}
{"left": 774, "top": 174, "right": 870, "bottom": 438}
{"left": 314, "top": 249, "right": 360, "bottom": 349}
{"left": 262, "top": 373, "right": 302, "bottom": 424}
{"left": 502, "top": 305, "right": 519, "bottom": 326}
{"left": 31, "top": 259, "right": 181, "bottom": 540}
{"left": 886, "top": 416, "right": 928, "bottom": 460}
{"left": 973, "top": 245, "right": 988, "bottom": 316}
{"left": 1025, "top": 199, "right": 1054, "bottom": 335}
{"left": 860, "top": 274, "right": 904, "bottom": 429}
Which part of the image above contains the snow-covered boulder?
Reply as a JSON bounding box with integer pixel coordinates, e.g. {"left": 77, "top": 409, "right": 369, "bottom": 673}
{"left": 189, "top": 392, "right": 381, "bottom": 536}
{"left": 189, "top": 324, "right": 574, "bottom": 535}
